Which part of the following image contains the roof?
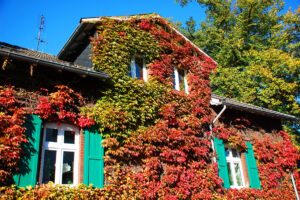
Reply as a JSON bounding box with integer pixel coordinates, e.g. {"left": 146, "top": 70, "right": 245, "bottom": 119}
{"left": 0, "top": 42, "right": 108, "bottom": 79}
{"left": 58, "top": 13, "right": 217, "bottom": 64}
{"left": 211, "top": 94, "right": 298, "bottom": 121}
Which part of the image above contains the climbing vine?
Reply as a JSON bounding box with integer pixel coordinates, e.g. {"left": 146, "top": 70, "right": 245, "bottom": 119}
{"left": 91, "top": 17, "right": 160, "bottom": 82}
{"left": 213, "top": 119, "right": 299, "bottom": 199}
{"left": 35, "top": 85, "right": 95, "bottom": 128}
{"left": 0, "top": 87, "right": 26, "bottom": 185}
{"left": 86, "top": 15, "right": 216, "bottom": 139}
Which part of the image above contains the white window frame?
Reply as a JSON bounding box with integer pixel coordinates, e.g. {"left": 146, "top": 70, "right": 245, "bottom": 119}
{"left": 225, "top": 148, "right": 246, "bottom": 189}
{"left": 39, "top": 123, "right": 80, "bottom": 185}
{"left": 130, "top": 56, "right": 148, "bottom": 81}
{"left": 174, "top": 67, "right": 188, "bottom": 94}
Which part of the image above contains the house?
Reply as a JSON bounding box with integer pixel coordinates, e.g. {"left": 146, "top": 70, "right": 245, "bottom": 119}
{"left": 0, "top": 14, "right": 299, "bottom": 199}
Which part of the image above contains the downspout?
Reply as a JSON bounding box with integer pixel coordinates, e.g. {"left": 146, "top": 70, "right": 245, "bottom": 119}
{"left": 212, "top": 105, "right": 227, "bottom": 125}
{"left": 291, "top": 172, "right": 300, "bottom": 200}
{"left": 210, "top": 104, "right": 227, "bottom": 161}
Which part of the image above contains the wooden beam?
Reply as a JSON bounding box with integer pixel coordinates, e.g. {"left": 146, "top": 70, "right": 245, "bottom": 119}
{"left": 30, "top": 63, "right": 37, "bottom": 76}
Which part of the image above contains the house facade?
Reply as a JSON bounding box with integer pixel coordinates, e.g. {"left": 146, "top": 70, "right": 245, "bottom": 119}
{"left": 0, "top": 14, "right": 299, "bottom": 199}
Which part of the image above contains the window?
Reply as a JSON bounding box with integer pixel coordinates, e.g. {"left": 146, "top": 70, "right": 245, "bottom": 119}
{"left": 39, "top": 123, "right": 79, "bottom": 185}
{"left": 225, "top": 148, "right": 246, "bottom": 188}
{"left": 174, "top": 67, "right": 188, "bottom": 93}
{"left": 130, "top": 56, "right": 147, "bottom": 81}
{"left": 13, "top": 115, "right": 104, "bottom": 188}
{"left": 213, "top": 138, "right": 261, "bottom": 189}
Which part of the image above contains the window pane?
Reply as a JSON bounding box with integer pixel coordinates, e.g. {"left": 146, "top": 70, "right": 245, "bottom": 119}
{"left": 42, "top": 150, "right": 56, "bottom": 183}
{"left": 178, "top": 69, "right": 185, "bottom": 91}
{"left": 227, "top": 162, "right": 234, "bottom": 186}
{"left": 232, "top": 149, "right": 239, "bottom": 158}
{"left": 62, "top": 151, "right": 74, "bottom": 184}
{"left": 173, "top": 70, "right": 176, "bottom": 89}
{"left": 45, "top": 128, "right": 58, "bottom": 142}
{"left": 64, "top": 131, "right": 75, "bottom": 144}
{"left": 135, "top": 57, "right": 143, "bottom": 80}
{"left": 225, "top": 148, "right": 230, "bottom": 157}
{"left": 128, "top": 65, "right": 133, "bottom": 77}
{"left": 234, "top": 163, "right": 243, "bottom": 186}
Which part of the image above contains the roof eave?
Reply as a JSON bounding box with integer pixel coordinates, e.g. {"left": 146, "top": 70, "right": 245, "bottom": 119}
{"left": 0, "top": 48, "right": 108, "bottom": 79}
{"left": 211, "top": 94, "right": 298, "bottom": 121}
{"left": 57, "top": 22, "right": 96, "bottom": 61}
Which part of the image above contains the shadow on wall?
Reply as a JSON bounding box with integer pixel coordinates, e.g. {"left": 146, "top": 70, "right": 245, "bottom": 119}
{"left": 12, "top": 115, "right": 39, "bottom": 186}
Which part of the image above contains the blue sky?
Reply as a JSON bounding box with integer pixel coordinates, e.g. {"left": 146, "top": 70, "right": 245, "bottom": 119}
{"left": 0, "top": 0, "right": 298, "bottom": 55}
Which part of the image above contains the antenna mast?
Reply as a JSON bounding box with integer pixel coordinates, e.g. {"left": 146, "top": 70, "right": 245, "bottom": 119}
{"left": 36, "top": 15, "right": 46, "bottom": 51}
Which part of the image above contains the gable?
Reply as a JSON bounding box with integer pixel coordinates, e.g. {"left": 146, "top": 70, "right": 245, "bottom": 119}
{"left": 57, "top": 14, "right": 216, "bottom": 69}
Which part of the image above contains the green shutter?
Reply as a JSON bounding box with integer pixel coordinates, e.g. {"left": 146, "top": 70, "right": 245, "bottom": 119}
{"left": 245, "top": 142, "right": 261, "bottom": 189}
{"left": 13, "top": 114, "right": 42, "bottom": 187}
{"left": 83, "top": 127, "right": 104, "bottom": 188}
{"left": 213, "top": 137, "right": 230, "bottom": 188}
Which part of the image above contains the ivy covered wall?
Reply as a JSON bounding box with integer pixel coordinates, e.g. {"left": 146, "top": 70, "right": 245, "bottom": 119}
{"left": 81, "top": 15, "right": 299, "bottom": 199}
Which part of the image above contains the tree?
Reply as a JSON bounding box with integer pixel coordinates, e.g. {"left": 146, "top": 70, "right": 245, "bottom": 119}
{"left": 213, "top": 48, "right": 300, "bottom": 115}
{"left": 284, "top": 7, "right": 300, "bottom": 58}
{"left": 178, "top": 0, "right": 300, "bottom": 116}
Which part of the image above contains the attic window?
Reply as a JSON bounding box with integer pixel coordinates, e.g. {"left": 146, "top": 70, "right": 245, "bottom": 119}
{"left": 174, "top": 67, "right": 188, "bottom": 93}
{"left": 129, "top": 56, "right": 147, "bottom": 81}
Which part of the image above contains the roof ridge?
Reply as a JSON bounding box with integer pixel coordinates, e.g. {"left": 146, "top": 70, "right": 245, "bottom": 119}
{"left": 0, "top": 42, "right": 30, "bottom": 51}
{"left": 80, "top": 13, "right": 161, "bottom": 22}
{"left": 0, "top": 41, "right": 57, "bottom": 57}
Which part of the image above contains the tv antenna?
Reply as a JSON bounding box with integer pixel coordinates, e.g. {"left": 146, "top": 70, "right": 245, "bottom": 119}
{"left": 36, "top": 15, "right": 46, "bottom": 51}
